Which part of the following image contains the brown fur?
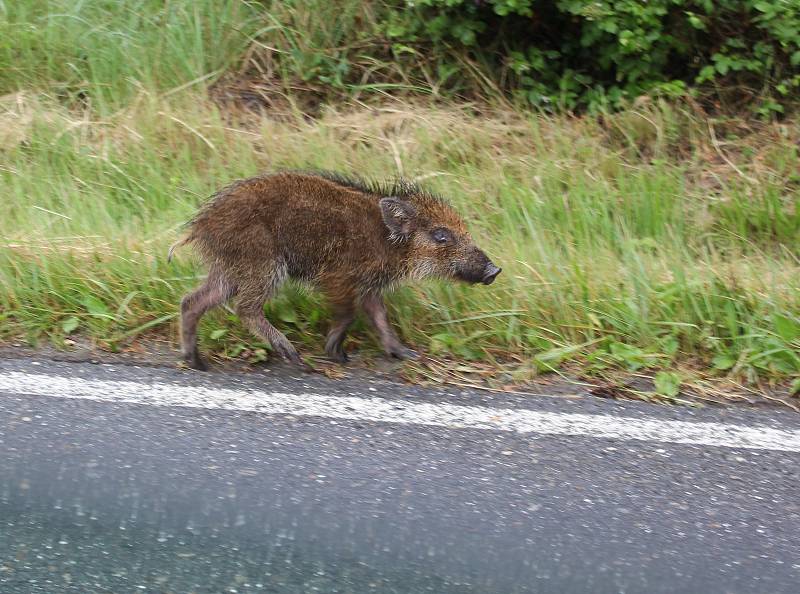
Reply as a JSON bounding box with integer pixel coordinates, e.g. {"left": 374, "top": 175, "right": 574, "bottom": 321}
{"left": 173, "top": 170, "right": 500, "bottom": 369}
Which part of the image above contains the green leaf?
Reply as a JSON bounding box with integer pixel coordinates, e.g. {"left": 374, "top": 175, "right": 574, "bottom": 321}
{"left": 791, "top": 377, "right": 800, "bottom": 396}
{"left": 386, "top": 23, "right": 406, "bottom": 38}
{"left": 210, "top": 328, "right": 227, "bottom": 340}
{"left": 250, "top": 348, "right": 268, "bottom": 363}
{"left": 712, "top": 353, "right": 736, "bottom": 371}
{"left": 697, "top": 64, "right": 716, "bottom": 83}
{"left": 61, "top": 316, "right": 80, "bottom": 335}
{"left": 660, "top": 336, "right": 679, "bottom": 357}
{"left": 429, "top": 332, "right": 455, "bottom": 354}
{"left": 686, "top": 13, "right": 705, "bottom": 30}
{"left": 607, "top": 341, "right": 649, "bottom": 370}
{"left": 534, "top": 342, "right": 585, "bottom": 368}
{"left": 81, "top": 295, "right": 112, "bottom": 318}
{"left": 654, "top": 371, "right": 681, "bottom": 397}
{"left": 113, "top": 313, "right": 176, "bottom": 342}
{"left": 277, "top": 309, "right": 298, "bottom": 324}
{"left": 773, "top": 314, "right": 800, "bottom": 343}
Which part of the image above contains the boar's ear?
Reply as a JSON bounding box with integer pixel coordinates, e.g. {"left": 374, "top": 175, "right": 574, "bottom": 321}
{"left": 379, "top": 197, "right": 417, "bottom": 238}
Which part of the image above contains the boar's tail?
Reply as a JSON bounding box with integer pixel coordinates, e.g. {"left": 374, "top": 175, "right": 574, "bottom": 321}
{"left": 167, "top": 235, "right": 192, "bottom": 263}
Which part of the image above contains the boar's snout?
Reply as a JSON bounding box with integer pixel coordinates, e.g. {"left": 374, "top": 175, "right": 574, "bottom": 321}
{"left": 482, "top": 262, "right": 501, "bottom": 285}
{"left": 455, "top": 247, "right": 501, "bottom": 285}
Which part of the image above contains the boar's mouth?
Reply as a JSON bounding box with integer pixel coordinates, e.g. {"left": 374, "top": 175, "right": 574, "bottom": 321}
{"left": 456, "top": 262, "right": 501, "bottom": 285}
{"left": 481, "top": 263, "right": 501, "bottom": 285}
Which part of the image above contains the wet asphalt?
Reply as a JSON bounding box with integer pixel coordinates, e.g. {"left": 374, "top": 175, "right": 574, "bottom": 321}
{"left": 0, "top": 357, "right": 799, "bottom": 594}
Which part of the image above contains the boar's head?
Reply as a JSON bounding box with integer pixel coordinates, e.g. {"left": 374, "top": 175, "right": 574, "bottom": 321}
{"left": 379, "top": 194, "right": 501, "bottom": 285}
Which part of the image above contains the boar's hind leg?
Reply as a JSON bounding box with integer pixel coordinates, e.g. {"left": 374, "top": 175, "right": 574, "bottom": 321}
{"left": 361, "top": 293, "right": 419, "bottom": 361}
{"left": 324, "top": 300, "right": 356, "bottom": 364}
{"left": 180, "top": 268, "right": 236, "bottom": 371}
{"left": 235, "top": 279, "right": 305, "bottom": 367}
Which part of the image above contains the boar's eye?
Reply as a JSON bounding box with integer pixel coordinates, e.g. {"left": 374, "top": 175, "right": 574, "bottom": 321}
{"left": 430, "top": 228, "right": 453, "bottom": 244}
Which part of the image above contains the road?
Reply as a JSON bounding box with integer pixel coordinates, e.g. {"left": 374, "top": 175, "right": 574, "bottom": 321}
{"left": 0, "top": 356, "right": 799, "bottom": 594}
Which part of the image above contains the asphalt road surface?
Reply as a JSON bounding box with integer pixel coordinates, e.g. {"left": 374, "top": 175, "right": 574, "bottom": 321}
{"left": 1, "top": 356, "right": 799, "bottom": 594}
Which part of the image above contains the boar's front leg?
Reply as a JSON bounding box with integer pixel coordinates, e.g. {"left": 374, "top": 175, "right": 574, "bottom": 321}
{"left": 361, "top": 293, "right": 418, "bottom": 361}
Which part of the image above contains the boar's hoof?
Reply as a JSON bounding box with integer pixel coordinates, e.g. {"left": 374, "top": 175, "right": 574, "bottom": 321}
{"left": 324, "top": 335, "right": 349, "bottom": 364}
{"left": 388, "top": 345, "right": 419, "bottom": 361}
{"left": 274, "top": 343, "right": 313, "bottom": 371}
{"left": 325, "top": 346, "right": 349, "bottom": 364}
{"left": 184, "top": 351, "right": 209, "bottom": 372}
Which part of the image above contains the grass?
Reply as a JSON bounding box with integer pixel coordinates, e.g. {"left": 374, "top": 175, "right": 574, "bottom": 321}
{"left": 0, "top": 0, "right": 259, "bottom": 111}
{"left": 0, "top": 1, "right": 798, "bottom": 395}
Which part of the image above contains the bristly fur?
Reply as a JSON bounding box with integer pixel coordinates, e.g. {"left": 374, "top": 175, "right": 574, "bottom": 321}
{"left": 172, "top": 168, "right": 497, "bottom": 369}
{"left": 169, "top": 169, "right": 450, "bottom": 261}
{"left": 301, "top": 169, "right": 449, "bottom": 205}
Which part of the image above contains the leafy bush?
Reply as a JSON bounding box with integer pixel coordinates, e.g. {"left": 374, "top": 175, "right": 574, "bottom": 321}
{"left": 384, "top": 0, "right": 800, "bottom": 112}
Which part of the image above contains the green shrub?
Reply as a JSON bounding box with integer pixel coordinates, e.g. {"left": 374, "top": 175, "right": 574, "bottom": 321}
{"left": 384, "top": 0, "right": 800, "bottom": 112}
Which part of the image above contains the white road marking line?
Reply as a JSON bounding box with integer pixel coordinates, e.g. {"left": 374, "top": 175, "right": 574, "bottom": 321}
{"left": 0, "top": 371, "right": 798, "bottom": 452}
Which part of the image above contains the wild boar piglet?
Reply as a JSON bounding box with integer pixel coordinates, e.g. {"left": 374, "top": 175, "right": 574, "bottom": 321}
{"left": 171, "top": 171, "right": 501, "bottom": 370}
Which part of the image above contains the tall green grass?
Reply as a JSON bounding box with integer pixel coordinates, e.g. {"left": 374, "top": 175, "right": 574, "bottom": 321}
{"left": 0, "top": 0, "right": 798, "bottom": 390}
{"left": 2, "top": 93, "right": 798, "bottom": 386}
{"left": 0, "top": 0, "right": 258, "bottom": 111}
